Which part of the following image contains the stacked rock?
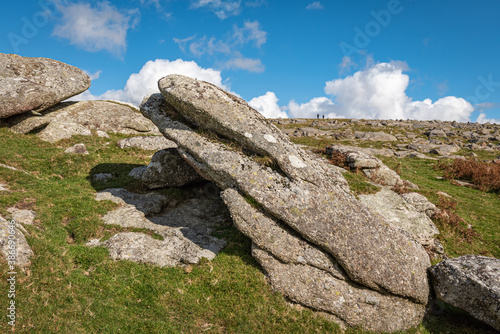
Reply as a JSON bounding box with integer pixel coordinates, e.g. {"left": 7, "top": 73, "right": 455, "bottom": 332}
{"left": 140, "top": 74, "right": 432, "bottom": 332}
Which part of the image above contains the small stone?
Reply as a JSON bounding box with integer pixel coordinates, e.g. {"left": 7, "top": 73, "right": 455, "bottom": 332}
{"left": 6, "top": 208, "right": 36, "bottom": 225}
{"left": 437, "top": 191, "right": 451, "bottom": 198}
{"left": 64, "top": 143, "right": 89, "bottom": 155}
{"left": 128, "top": 166, "right": 147, "bottom": 180}
{"left": 97, "top": 130, "right": 109, "bottom": 138}
{"left": 92, "top": 173, "right": 113, "bottom": 182}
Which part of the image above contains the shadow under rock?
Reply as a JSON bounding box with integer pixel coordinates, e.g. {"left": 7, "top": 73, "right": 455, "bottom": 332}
{"left": 1, "top": 102, "right": 78, "bottom": 131}
{"left": 88, "top": 163, "right": 146, "bottom": 192}
{"left": 88, "top": 163, "right": 256, "bottom": 265}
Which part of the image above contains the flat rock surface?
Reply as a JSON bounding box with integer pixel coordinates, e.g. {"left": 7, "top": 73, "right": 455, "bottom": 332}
{"left": 429, "top": 255, "right": 500, "bottom": 331}
{"left": 401, "top": 192, "right": 438, "bottom": 218}
{"left": 0, "top": 53, "right": 90, "bottom": 118}
{"left": 6, "top": 208, "right": 36, "bottom": 225}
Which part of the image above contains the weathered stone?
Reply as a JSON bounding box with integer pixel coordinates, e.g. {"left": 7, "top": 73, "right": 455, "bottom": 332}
{"left": 64, "top": 143, "right": 89, "bottom": 155}
{"left": 158, "top": 74, "right": 345, "bottom": 187}
{"left": 90, "top": 230, "right": 219, "bottom": 266}
{"left": 408, "top": 143, "right": 439, "bottom": 153}
{"left": 7, "top": 100, "right": 161, "bottom": 141}
{"left": 92, "top": 173, "right": 113, "bottom": 182}
{"left": 6, "top": 208, "right": 36, "bottom": 225}
{"left": 40, "top": 122, "right": 92, "bottom": 143}
{"left": 325, "top": 144, "right": 381, "bottom": 169}
{"left": 358, "top": 188, "right": 439, "bottom": 247}
{"left": 0, "top": 53, "right": 90, "bottom": 118}
{"left": 96, "top": 130, "right": 109, "bottom": 138}
{"left": 400, "top": 192, "right": 438, "bottom": 218}
{"left": 141, "top": 148, "right": 203, "bottom": 189}
{"left": 361, "top": 131, "right": 398, "bottom": 142}
{"left": 0, "top": 215, "right": 34, "bottom": 269}
{"left": 430, "top": 144, "right": 461, "bottom": 155}
{"left": 141, "top": 91, "right": 430, "bottom": 304}
{"left": 221, "top": 188, "right": 346, "bottom": 280}
{"left": 326, "top": 144, "right": 416, "bottom": 188}
{"left": 428, "top": 129, "right": 447, "bottom": 138}
{"left": 253, "top": 246, "right": 426, "bottom": 332}
{"left": 128, "top": 166, "right": 147, "bottom": 180}
{"left": 95, "top": 188, "right": 167, "bottom": 216}
{"left": 429, "top": 255, "right": 500, "bottom": 331}
{"left": 395, "top": 151, "right": 435, "bottom": 159}
{"left": 93, "top": 194, "right": 229, "bottom": 266}
{"left": 116, "top": 136, "right": 176, "bottom": 151}
{"left": 293, "top": 127, "right": 324, "bottom": 137}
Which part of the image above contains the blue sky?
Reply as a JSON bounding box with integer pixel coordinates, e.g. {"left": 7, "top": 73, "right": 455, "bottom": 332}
{"left": 2, "top": 0, "right": 500, "bottom": 122}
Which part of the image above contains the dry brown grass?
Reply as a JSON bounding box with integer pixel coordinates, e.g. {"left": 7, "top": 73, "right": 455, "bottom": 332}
{"left": 438, "top": 158, "right": 500, "bottom": 193}
{"left": 432, "top": 195, "right": 479, "bottom": 243}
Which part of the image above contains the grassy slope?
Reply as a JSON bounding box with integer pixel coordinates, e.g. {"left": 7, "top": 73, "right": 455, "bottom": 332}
{"left": 0, "top": 126, "right": 498, "bottom": 333}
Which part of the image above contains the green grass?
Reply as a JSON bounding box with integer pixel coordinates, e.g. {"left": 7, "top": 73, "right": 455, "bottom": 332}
{"left": 380, "top": 156, "right": 500, "bottom": 258}
{"left": 342, "top": 172, "right": 381, "bottom": 196}
{"left": 0, "top": 126, "right": 498, "bottom": 333}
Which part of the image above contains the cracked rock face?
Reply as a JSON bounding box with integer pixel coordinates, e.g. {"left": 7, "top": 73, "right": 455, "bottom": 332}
{"left": 429, "top": 255, "right": 500, "bottom": 331}
{"left": 138, "top": 75, "right": 433, "bottom": 332}
{"left": 0, "top": 53, "right": 90, "bottom": 118}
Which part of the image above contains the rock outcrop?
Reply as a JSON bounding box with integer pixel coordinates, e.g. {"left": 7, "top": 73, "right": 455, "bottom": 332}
{"left": 139, "top": 74, "right": 432, "bottom": 332}
{"left": 0, "top": 53, "right": 90, "bottom": 118}
{"left": 325, "top": 144, "right": 418, "bottom": 188}
{"left": 6, "top": 100, "right": 160, "bottom": 142}
{"left": 429, "top": 255, "right": 500, "bottom": 331}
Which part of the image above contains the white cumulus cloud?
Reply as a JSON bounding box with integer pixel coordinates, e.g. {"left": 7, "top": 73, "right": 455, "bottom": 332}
{"left": 321, "top": 62, "right": 474, "bottom": 121}
{"left": 53, "top": 2, "right": 138, "bottom": 57}
{"left": 287, "top": 97, "right": 344, "bottom": 119}
{"left": 71, "top": 59, "right": 226, "bottom": 106}
{"left": 249, "top": 92, "right": 288, "bottom": 118}
{"left": 476, "top": 113, "right": 500, "bottom": 124}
